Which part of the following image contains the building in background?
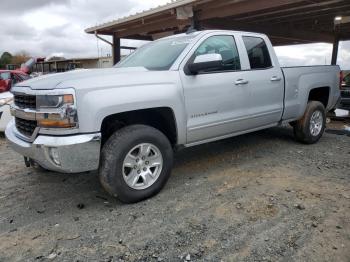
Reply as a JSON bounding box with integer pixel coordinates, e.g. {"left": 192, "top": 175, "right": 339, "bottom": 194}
{"left": 33, "top": 56, "right": 114, "bottom": 74}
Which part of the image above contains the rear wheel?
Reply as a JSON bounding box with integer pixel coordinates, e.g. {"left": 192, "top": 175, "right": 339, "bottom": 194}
{"left": 99, "top": 125, "right": 173, "bottom": 203}
{"left": 293, "top": 101, "right": 326, "bottom": 144}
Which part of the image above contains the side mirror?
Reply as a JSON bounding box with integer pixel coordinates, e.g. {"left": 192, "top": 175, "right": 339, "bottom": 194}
{"left": 187, "top": 54, "right": 223, "bottom": 75}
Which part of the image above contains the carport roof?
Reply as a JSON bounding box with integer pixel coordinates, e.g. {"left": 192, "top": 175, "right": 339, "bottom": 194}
{"left": 85, "top": 0, "right": 350, "bottom": 45}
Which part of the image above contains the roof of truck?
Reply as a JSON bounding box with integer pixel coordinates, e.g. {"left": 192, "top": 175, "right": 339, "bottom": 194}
{"left": 161, "top": 29, "right": 267, "bottom": 39}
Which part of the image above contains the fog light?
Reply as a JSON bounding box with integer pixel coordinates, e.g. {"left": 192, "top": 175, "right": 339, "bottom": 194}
{"left": 48, "top": 147, "right": 61, "bottom": 166}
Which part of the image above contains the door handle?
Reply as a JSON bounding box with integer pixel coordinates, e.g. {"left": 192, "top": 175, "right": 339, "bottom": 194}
{"left": 271, "top": 76, "right": 282, "bottom": 82}
{"left": 235, "top": 79, "right": 249, "bottom": 85}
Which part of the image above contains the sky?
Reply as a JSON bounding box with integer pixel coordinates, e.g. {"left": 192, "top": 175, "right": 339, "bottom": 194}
{"left": 0, "top": 0, "right": 349, "bottom": 69}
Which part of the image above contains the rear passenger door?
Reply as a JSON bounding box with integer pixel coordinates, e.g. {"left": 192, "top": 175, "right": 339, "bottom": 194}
{"left": 241, "top": 36, "right": 284, "bottom": 126}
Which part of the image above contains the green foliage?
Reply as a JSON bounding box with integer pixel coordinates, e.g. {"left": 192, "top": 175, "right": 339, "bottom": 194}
{"left": 0, "top": 52, "right": 13, "bottom": 69}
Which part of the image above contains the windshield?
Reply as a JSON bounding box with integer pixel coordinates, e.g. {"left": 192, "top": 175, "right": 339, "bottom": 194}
{"left": 116, "top": 36, "right": 195, "bottom": 71}
{"left": 0, "top": 72, "right": 10, "bottom": 80}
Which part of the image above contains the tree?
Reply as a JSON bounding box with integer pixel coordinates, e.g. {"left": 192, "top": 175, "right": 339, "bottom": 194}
{"left": 0, "top": 52, "right": 13, "bottom": 69}
{"left": 11, "top": 51, "right": 31, "bottom": 66}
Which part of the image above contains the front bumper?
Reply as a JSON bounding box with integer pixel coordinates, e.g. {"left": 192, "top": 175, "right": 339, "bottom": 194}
{"left": 5, "top": 120, "right": 101, "bottom": 173}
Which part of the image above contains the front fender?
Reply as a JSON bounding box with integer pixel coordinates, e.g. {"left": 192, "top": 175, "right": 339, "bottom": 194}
{"left": 76, "top": 82, "right": 187, "bottom": 145}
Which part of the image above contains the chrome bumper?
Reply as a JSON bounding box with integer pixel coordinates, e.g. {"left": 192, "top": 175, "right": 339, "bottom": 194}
{"left": 5, "top": 120, "right": 101, "bottom": 173}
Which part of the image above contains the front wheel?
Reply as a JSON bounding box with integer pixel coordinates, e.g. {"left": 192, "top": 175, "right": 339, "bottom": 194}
{"left": 293, "top": 101, "right": 326, "bottom": 144}
{"left": 99, "top": 125, "right": 173, "bottom": 203}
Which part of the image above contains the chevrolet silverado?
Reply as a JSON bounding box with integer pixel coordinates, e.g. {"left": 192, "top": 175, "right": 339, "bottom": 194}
{"left": 6, "top": 30, "right": 341, "bottom": 203}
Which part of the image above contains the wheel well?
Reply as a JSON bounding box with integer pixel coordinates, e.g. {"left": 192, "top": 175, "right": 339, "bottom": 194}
{"left": 308, "top": 87, "right": 330, "bottom": 108}
{"left": 101, "top": 107, "right": 177, "bottom": 146}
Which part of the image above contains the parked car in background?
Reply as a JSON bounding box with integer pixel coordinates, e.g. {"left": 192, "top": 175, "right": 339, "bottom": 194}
{"left": 6, "top": 30, "right": 340, "bottom": 203}
{"left": 0, "top": 70, "right": 30, "bottom": 93}
{"left": 0, "top": 57, "right": 45, "bottom": 93}
{"left": 0, "top": 92, "right": 13, "bottom": 131}
{"left": 339, "top": 71, "right": 350, "bottom": 110}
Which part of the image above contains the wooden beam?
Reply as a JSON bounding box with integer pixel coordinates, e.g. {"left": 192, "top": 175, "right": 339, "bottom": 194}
{"left": 123, "top": 35, "right": 154, "bottom": 41}
{"left": 101, "top": 12, "right": 175, "bottom": 33}
{"left": 247, "top": 3, "right": 350, "bottom": 24}
{"left": 194, "top": 0, "right": 247, "bottom": 13}
{"left": 235, "top": 0, "right": 344, "bottom": 21}
{"left": 198, "top": 0, "right": 306, "bottom": 20}
{"left": 202, "top": 20, "right": 335, "bottom": 43}
{"left": 269, "top": 37, "right": 310, "bottom": 46}
{"left": 331, "top": 36, "right": 340, "bottom": 65}
{"left": 116, "top": 17, "right": 190, "bottom": 38}
{"left": 112, "top": 35, "right": 121, "bottom": 64}
{"left": 191, "top": 10, "right": 201, "bottom": 30}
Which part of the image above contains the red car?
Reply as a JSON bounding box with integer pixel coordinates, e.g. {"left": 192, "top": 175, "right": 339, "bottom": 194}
{"left": 0, "top": 70, "right": 30, "bottom": 93}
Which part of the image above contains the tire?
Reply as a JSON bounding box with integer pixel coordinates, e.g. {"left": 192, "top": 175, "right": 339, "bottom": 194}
{"left": 293, "top": 101, "right": 326, "bottom": 144}
{"left": 99, "top": 125, "right": 174, "bottom": 203}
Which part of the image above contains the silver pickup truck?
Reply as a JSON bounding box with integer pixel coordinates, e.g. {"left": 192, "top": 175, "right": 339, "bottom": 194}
{"left": 6, "top": 30, "right": 340, "bottom": 203}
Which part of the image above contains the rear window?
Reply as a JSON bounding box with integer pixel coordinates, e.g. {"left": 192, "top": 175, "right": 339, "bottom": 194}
{"left": 243, "top": 36, "right": 272, "bottom": 69}
{"left": 0, "top": 72, "right": 10, "bottom": 80}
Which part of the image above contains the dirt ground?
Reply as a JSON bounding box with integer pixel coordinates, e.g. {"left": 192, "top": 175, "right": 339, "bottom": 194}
{"left": 0, "top": 120, "right": 349, "bottom": 261}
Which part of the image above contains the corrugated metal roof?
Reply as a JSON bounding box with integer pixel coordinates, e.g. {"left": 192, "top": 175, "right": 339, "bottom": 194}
{"left": 85, "top": 0, "right": 198, "bottom": 33}
{"left": 85, "top": 0, "right": 350, "bottom": 45}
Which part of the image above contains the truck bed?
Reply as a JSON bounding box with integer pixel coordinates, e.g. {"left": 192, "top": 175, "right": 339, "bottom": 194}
{"left": 281, "top": 65, "right": 340, "bottom": 121}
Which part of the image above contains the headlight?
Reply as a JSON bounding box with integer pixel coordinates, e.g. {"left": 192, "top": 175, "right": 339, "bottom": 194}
{"left": 36, "top": 94, "right": 78, "bottom": 129}
{"left": 36, "top": 94, "right": 74, "bottom": 108}
{"left": 0, "top": 97, "right": 13, "bottom": 106}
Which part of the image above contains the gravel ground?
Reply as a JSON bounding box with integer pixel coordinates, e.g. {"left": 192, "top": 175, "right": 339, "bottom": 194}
{"left": 0, "top": 124, "right": 349, "bottom": 262}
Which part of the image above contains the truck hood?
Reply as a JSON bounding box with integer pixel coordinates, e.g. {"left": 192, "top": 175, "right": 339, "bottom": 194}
{"left": 15, "top": 67, "right": 152, "bottom": 90}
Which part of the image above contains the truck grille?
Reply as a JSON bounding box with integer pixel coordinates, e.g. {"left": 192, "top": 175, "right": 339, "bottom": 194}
{"left": 14, "top": 94, "right": 36, "bottom": 109}
{"left": 15, "top": 118, "right": 37, "bottom": 137}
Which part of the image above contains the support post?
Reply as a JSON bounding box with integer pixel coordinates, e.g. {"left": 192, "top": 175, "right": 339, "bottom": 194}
{"left": 113, "top": 35, "right": 121, "bottom": 65}
{"left": 331, "top": 36, "right": 339, "bottom": 65}
{"left": 191, "top": 10, "right": 200, "bottom": 30}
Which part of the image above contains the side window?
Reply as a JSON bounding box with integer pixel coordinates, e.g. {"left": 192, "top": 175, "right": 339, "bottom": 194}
{"left": 12, "top": 74, "right": 21, "bottom": 84}
{"left": 194, "top": 35, "right": 241, "bottom": 72}
{"left": 11, "top": 74, "right": 18, "bottom": 84}
{"left": 19, "top": 74, "right": 30, "bottom": 81}
{"left": 0, "top": 72, "right": 10, "bottom": 80}
{"left": 243, "top": 36, "right": 272, "bottom": 69}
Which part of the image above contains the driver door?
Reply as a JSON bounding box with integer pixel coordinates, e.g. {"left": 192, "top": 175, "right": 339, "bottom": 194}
{"left": 180, "top": 34, "right": 253, "bottom": 144}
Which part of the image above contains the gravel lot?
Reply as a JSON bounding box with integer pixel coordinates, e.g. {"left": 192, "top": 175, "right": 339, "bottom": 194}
{"left": 0, "top": 123, "right": 349, "bottom": 261}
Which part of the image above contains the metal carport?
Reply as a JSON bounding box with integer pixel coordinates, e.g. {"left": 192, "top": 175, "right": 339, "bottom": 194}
{"left": 85, "top": 0, "right": 350, "bottom": 65}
